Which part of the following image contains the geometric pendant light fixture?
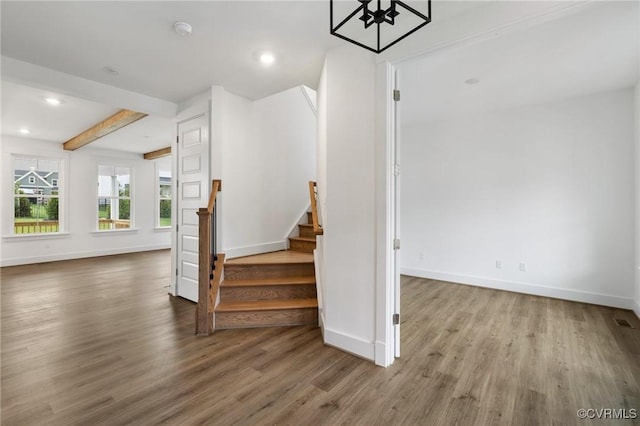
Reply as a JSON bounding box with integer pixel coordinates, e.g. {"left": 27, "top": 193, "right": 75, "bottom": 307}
{"left": 330, "top": 0, "right": 432, "bottom": 54}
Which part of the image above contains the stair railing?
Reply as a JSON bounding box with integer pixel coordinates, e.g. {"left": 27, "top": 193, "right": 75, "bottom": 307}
{"left": 308, "top": 181, "right": 323, "bottom": 235}
{"left": 196, "top": 179, "right": 222, "bottom": 335}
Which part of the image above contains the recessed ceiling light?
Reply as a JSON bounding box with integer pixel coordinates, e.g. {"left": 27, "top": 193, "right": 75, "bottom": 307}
{"left": 20, "top": 128, "right": 31, "bottom": 134}
{"left": 174, "top": 21, "right": 192, "bottom": 36}
{"left": 45, "top": 97, "right": 61, "bottom": 106}
{"left": 260, "top": 52, "right": 275, "bottom": 66}
{"left": 103, "top": 66, "right": 120, "bottom": 76}
{"left": 465, "top": 78, "right": 480, "bottom": 85}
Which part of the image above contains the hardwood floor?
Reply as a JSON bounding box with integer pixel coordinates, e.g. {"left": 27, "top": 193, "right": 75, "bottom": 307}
{"left": 2, "top": 250, "right": 639, "bottom": 425}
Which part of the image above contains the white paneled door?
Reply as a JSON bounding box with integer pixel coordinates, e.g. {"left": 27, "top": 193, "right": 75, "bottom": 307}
{"left": 176, "top": 114, "right": 209, "bottom": 302}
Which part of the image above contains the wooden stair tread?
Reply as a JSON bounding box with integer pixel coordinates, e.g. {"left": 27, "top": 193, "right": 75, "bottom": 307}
{"left": 226, "top": 260, "right": 314, "bottom": 267}
{"left": 221, "top": 276, "right": 316, "bottom": 287}
{"left": 216, "top": 298, "right": 318, "bottom": 312}
{"left": 226, "top": 250, "right": 313, "bottom": 265}
{"left": 298, "top": 223, "right": 313, "bottom": 228}
{"left": 289, "top": 237, "right": 316, "bottom": 242}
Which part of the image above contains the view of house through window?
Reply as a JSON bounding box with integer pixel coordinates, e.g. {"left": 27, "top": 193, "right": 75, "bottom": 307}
{"left": 158, "top": 167, "right": 172, "bottom": 227}
{"left": 14, "top": 157, "right": 61, "bottom": 235}
{"left": 98, "top": 165, "right": 131, "bottom": 230}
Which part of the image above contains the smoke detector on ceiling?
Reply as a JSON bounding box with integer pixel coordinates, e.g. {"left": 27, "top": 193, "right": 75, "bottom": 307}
{"left": 174, "top": 22, "right": 193, "bottom": 37}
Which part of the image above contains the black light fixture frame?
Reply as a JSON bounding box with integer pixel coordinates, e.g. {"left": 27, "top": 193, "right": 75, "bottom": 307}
{"left": 330, "top": 0, "right": 431, "bottom": 54}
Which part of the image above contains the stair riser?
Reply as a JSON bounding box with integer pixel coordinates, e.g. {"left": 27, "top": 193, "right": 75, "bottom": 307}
{"left": 224, "top": 263, "right": 315, "bottom": 280}
{"left": 298, "top": 225, "right": 316, "bottom": 238}
{"left": 289, "top": 239, "right": 316, "bottom": 253}
{"left": 306, "top": 212, "right": 313, "bottom": 224}
{"left": 216, "top": 308, "right": 318, "bottom": 329}
{"left": 220, "top": 285, "right": 317, "bottom": 302}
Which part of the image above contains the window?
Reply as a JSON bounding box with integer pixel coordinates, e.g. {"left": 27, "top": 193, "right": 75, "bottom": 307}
{"left": 158, "top": 166, "right": 172, "bottom": 228}
{"left": 52, "top": 179, "right": 58, "bottom": 187}
{"left": 13, "top": 157, "right": 61, "bottom": 235}
{"left": 98, "top": 165, "right": 132, "bottom": 230}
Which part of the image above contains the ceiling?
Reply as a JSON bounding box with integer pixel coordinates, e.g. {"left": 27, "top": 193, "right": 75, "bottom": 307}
{"left": 7, "top": 1, "right": 624, "bottom": 153}
{"left": 1, "top": 0, "right": 485, "bottom": 154}
{"left": 1, "top": 81, "right": 118, "bottom": 143}
{"left": 0, "top": 1, "right": 348, "bottom": 154}
{"left": 1, "top": 1, "right": 344, "bottom": 103}
{"left": 0, "top": 1, "right": 480, "bottom": 103}
{"left": 399, "top": 1, "right": 640, "bottom": 124}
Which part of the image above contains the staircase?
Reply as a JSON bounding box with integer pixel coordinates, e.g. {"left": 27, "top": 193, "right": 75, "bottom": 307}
{"left": 214, "top": 212, "right": 319, "bottom": 329}
{"left": 288, "top": 212, "right": 317, "bottom": 253}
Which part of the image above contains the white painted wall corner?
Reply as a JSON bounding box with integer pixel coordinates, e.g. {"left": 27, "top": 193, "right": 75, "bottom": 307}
{"left": 323, "top": 327, "right": 375, "bottom": 361}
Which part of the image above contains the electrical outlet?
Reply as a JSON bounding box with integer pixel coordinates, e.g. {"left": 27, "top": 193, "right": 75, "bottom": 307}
{"left": 519, "top": 262, "right": 527, "bottom": 272}
{"left": 418, "top": 252, "right": 425, "bottom": 261}
{"left": 495, "top": 260, "right": 502, "bottom": 269}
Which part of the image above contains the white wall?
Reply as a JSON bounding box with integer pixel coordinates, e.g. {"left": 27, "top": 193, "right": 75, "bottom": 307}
{"left": 317, "top": 46, "right": 377, "bottom": 361}
{"left": 1, "top": 136, "right": 171, "bottom": 266}
{"left": 401, "top": 89, "right": 636, "bottom": 309}
{"left": 215, "top": 86, "right": 317, "bottom": 258}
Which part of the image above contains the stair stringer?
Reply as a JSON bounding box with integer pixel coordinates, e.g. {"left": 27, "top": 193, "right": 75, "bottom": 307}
{"left": 314, "top": 237, "right": 325, "bottom": 338}
{"left": 285, "top": 202, "right": 311, "bottom": 249}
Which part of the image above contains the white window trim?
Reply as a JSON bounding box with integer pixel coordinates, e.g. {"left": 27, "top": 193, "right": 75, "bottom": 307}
{"left": 156, "top": 162, "right": 172, "bottom": 229}
{"left": 96, "top": 163, "right": 135, "bottom": 232}
{"left": 3, "top": 232, "right": 71, "bottom": 241}
{"left": 91, "top": 228, "right": 139, "bottom": 235}
{"left": 10, "top": 154, "right": 66, "bottom": 237}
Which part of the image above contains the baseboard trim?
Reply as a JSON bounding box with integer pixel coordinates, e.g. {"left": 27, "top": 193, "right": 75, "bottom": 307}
{"left": 0, "top": 244, "right": 170, "bottom": 267}
{"left": 319, "top": 312, "right": 326, "bottom": 339}
{"left": 633, "top": 299, "right": 640, "bottom": 320}
{"left": 401, "top": 267, "right": 635, "bottom": 310}
{"left": 324, "top": 327, "right": 374, "bottom": 361}
{"left": 374, "top": 340, "right": 392, "bottom": 367}
{"left": 223, "top": 241, "right": 287, "bottom": 260}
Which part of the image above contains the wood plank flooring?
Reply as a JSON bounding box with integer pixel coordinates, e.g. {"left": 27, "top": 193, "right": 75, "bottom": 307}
{"left": 2, "top": 250, "right": 639, "bottom": 425}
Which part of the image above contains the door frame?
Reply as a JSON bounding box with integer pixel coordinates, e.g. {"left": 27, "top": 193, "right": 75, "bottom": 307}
{"left": 171, "top": 112, "right": 210, "bottom": 299}
{"left": 170, "top": 123, "right": 178, "bottom": 296}
{"left": 374, "top": 61, "right": 400, "bottom": 367}
{"left": 392, "top": 69, "right": 401, "bottom": 358}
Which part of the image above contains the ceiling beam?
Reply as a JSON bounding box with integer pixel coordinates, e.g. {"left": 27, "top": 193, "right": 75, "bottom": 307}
{"left": 143, "top": 146, "right": 172, "bottom": 160}
{"left": 63, "top": 109, "right": 148, "bottom": 151}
